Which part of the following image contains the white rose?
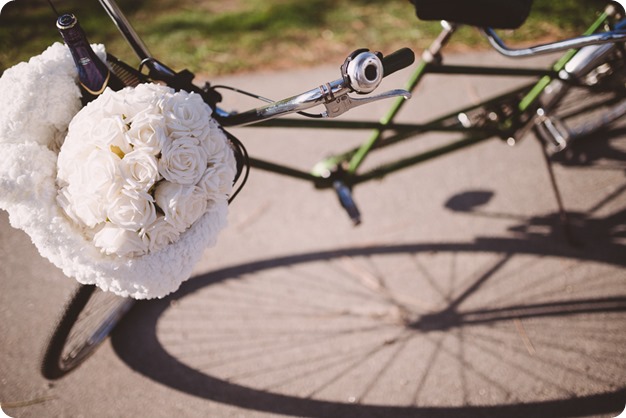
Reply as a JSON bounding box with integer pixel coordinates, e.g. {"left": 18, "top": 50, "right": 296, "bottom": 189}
{"left": 58, "top": 187, "right": 108, "bottom": 229}
{"left": 94, "top": 87, "right": 128, "bottom": 116}
{"left": 121, "top": 149, "right": 160, "bottom": 192}
{"left": 63, "top": 149, "right": 124, "bottom": 228}
{"left": 126, "top": 111, "right": 167, "bottom": 155}
{"left": 196, "top": 166, "right": 222, "bottom": 202}
{"left": 56, "top": 186, "right": 82, "bottom": 226}
{"left": 199, "top": 121, "right": 229, "bottom": 164}
{"left": 144, "top": 215, "right": 181, "bottom": 253}
{"left": 57, "top": 140, "right": 96, "bottom": 182}
{"left": 134, "top": 83, "right": 174, "bottom": 107}
{"left": 89, "top": 114, "right": 132, "bottom": 155}
{"left": 107, "top": 188, "right": 157, "bottom": 232}
{"left": 93, "top": 223, "right": 149, "bottom": 257}
{"left": 154, "top": 182, "right": 207, "bottom": 232}
{"left": 158, "top": 136, "right": 208, "bottom": 185}
{"left": 66, "top": 104, "right": 103, "bottom": 142}
{"left": 187, "top": 186, "right": 210, "bottom": 225}
{"left": 197, "top": 160, "right": 237, "bottom": 201}
{"left": 58, "top": 107, "right": 113, "bottom": 181}
{"left": 161, "top": 92, "right": 211, "bottom": 139}
{"left": 124, "top": 87, "right": 161, "bottom": 117}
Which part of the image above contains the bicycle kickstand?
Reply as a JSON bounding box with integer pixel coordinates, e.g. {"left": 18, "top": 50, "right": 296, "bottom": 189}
{"left": 536, "top": 136, "right": 579, "bottom": 246}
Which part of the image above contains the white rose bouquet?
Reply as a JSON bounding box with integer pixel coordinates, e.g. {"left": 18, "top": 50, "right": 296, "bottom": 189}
{"left": 0, "top": 43, "right": 237, "bottom": 299}
{"left": 56, "top": 84, "right": 236, "bottom": 258}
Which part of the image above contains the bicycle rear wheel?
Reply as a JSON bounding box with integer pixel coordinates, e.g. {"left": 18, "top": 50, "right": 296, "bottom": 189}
{"left": 41, "top": 284, "right": 135, "bottom": 379}
{"left": 536, "top": 42, "right": 626, "bottom": 154}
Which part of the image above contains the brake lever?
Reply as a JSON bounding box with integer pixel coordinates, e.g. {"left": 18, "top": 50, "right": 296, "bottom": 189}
{"left": 322, "top": 89, "right": 411, "bottom": 118}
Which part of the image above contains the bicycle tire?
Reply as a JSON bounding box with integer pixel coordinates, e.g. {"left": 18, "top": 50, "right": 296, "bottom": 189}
{"left": 537, "top": 42, "right": 626, "bottom": 154}
{"left": 40, "top": 284, "right": 136, "bottom": 380}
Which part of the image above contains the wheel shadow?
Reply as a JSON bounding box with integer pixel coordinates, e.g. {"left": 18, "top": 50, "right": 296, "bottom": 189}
{"left": 111, "top": 215, "right": 626, "bottom": 417}
{"left": 109, "top": 127, "right": 626, "bottom": 417}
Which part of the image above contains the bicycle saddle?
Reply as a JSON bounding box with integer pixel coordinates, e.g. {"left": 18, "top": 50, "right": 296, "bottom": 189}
{"left": 411, "top": 0, "right": 533, "bottom": 29}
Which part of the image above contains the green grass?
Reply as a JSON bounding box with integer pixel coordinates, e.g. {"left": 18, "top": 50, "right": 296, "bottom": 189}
{"left": 0, "top": 0, "right": 609, "bottom": 77}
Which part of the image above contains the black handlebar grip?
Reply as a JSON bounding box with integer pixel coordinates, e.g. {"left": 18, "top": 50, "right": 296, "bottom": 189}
{"left": 382, "top": 48, "right": 415, "bottom": 77}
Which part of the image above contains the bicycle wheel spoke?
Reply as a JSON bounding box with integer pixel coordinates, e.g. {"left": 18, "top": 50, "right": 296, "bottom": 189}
{"left": 147, "top": 245, "right": 626, "bottom": 407}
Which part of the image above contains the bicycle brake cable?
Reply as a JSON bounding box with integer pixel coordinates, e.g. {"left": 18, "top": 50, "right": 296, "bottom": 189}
{"left": 212, "top": 85, "right": 324, "bottom": 118}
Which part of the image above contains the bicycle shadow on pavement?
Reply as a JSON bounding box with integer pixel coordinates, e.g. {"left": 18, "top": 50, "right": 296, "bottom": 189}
{"left": 111, "top": 205, "right": 626, "bottom": 417}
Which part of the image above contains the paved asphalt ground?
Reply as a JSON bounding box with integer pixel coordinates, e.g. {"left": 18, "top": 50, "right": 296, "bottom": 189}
{"left": 1, "top": 51, "right": 626, "bottom": 417}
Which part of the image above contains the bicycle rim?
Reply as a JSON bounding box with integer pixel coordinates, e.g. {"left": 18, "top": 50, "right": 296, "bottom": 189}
{"left": 41, "top": 284, "right": 135, "bottom": 379}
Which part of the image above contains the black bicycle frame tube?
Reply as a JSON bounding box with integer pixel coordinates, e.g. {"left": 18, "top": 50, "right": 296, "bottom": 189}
{"left": 246, "top": 63, "right": 554, "bottom": 189}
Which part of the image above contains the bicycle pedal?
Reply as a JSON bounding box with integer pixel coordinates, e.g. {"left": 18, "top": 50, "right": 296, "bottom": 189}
{"left": 333, "top": 181, "right": 362, "bottom": 226}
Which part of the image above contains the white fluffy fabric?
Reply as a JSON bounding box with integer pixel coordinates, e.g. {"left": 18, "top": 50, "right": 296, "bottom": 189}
{"left": 0, "top": 43, "right": 230, "bottom": 299}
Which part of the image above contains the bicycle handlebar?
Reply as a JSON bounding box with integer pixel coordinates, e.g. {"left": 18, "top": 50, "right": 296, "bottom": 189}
{"left": 481, "top": 2, "right": 626, "bottom": 58}
{"left": 382, "top": 48, "right": 416, "bottom": 77}
{"left": 216, "top": 48, "right": 415, "bottom": 127}
{"left": 97, "top": 0, "right": 623, "bottom": 125}
{"left": 483, "top": 27, "right": 626, "bottom": 58}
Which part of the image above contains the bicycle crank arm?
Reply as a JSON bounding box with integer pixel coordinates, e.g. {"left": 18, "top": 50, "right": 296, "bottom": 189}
{"left": 323, "top": 89, "right": 412, "bottom": 118}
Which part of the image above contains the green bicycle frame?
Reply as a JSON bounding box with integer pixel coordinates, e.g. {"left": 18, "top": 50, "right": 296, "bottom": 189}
{"left": 245, "top": 9, "right": 615, "bottom": 190}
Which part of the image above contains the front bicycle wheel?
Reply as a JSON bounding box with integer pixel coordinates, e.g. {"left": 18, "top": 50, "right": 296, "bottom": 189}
{"left": 40, "top": 284, "right": 136, "bottom": 380}
{"left": 536, "top": 42, "right": 626, "bottom": 154}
